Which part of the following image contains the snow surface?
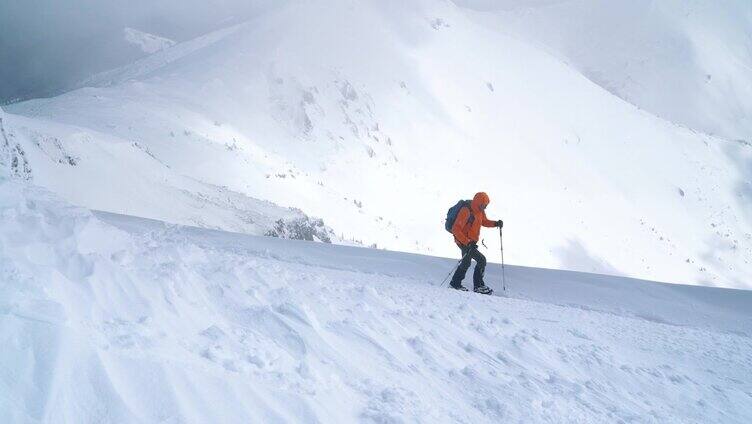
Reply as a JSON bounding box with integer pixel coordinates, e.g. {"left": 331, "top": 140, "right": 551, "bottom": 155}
{"left": 123, "top": 28, "right": 176, "bottom": 54}
{"left": 1, "top": 179, "right": 751, "bottom": 423}
{"left": 5, "top": 0, "right": 751, "bottom": 288}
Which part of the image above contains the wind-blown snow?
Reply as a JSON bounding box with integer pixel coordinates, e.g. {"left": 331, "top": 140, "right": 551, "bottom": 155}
{"left": 5, "top": 0, "right": 752, "bottom": 288}
{"left": 123, "top": 28, "right": 176, "bottom": 54}
{"left": 1, "top": 180, "right": 751, "bottom": 423}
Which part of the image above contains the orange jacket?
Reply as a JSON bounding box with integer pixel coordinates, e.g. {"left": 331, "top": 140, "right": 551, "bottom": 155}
{"left": 451, "top": 192, "right": 497, "bottom": 245}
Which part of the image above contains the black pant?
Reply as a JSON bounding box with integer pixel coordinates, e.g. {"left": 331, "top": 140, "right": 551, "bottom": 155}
{"left": 450, "top": 244, "right": 486, "bottom": 288}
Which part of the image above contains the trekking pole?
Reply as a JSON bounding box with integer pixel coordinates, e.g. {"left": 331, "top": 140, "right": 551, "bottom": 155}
{"left": 499, "top": 227, "right": 507, "bottom": 292}
{"left": 439, "top": 249, "right": 471, "bottom": 287}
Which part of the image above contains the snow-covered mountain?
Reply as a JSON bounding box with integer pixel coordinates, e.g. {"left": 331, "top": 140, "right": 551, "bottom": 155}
{"left": 0, "top": 0, "right": 279, "bottom": 103}
{"left": 1, "top": 180, "right": 750, "bottom": 423}
{"left": 459, "top": 0, "right": 752, "bottom": 141}
{"left": 4, "top": 2, "right": 751, "bottom": 422}
{"left": 4, "top": 0, "right": 752, "bottom": 288}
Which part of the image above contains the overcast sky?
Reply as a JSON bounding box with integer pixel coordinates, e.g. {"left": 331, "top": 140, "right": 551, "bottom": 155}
{"left": 0, "top": 0, "right": 279, "bottom": 103}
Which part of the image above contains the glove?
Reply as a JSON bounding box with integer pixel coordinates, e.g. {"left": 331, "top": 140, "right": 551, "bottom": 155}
{"left": 496, "top": 220, "right": 503, "bottom": 228}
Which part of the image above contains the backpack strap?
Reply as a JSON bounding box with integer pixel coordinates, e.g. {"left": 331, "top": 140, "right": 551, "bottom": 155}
{"left": 466, "top": 207, "right": 475, "bottom": 227}
{"left": 463, "top": 201, "right": 475, "bottom": 227}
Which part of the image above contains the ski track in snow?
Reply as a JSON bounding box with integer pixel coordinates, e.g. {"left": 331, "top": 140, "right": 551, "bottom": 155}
{"left": 1, "top": 181, "right": 751, "bottom": 423}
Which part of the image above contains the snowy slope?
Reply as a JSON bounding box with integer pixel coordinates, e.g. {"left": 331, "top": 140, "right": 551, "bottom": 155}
{"left": 457, "top": 0, "right": 752, "bottom": 141}
{"left": 5, "top": 0, "right": 752, "bottom": 288}
{"left": 0, "top": 106, "right": 337, "bottom": 243}
{"left": 1, "top": 180, "right": 751, "bottom": 423}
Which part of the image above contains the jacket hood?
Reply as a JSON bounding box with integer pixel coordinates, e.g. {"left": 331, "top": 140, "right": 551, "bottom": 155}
{"left": 471, "top": 192, "right": 490, "bottom": 212}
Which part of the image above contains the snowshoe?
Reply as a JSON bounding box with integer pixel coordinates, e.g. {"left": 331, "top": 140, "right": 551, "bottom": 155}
{"left": 473, "top": 285, "right": 493, "bottom": 295}
{"left": 450, "top": 283, "right": 469, "bottom": 291}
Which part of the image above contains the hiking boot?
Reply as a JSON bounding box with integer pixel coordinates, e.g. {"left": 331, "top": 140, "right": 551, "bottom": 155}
{"left": 473, "top": 285, "right": 493, "bottom": 295}
{"left": 450, "top": 283, "right": 469, "bottom": 291}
